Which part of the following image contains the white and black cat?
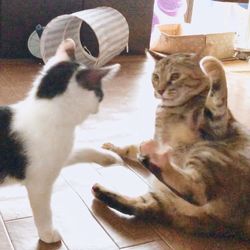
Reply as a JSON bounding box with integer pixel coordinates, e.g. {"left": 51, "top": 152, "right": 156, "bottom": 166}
{"left": 0, "top": 39, "right": 120, "bottom": 243}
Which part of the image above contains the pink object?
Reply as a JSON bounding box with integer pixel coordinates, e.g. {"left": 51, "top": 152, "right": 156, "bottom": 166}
{"left": 152, "top": 13, "right": 160, "bottom": 26}
{"left": 156, "top": 0, "right": 182, "bottom": 17}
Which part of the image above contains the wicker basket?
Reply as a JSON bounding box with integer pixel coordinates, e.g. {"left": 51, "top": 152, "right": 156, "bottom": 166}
{"left": 150, "top": 24, "right": 235, "bottom": 59}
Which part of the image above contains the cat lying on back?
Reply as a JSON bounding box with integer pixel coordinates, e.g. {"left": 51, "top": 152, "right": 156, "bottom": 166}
{"left": 0, "top": 39, "right": 120, "bottom": 243}
{"left": 92, "top": 51, "right": 250, "bottom": 239}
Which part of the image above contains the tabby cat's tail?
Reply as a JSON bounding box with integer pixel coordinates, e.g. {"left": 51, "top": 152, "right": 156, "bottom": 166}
{"left": 200, "top": 56, "right": 230, "bottom": 137}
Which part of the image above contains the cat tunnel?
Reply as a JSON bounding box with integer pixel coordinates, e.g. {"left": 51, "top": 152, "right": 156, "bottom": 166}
{"left": 40, "top": 7, "right": 129, "bottom": 67}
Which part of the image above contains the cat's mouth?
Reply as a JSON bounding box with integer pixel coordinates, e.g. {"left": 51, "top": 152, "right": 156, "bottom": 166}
{"left": 156, "top": 90, "right": 177, "bottom": 100}
{"left": 163, "top": 92, "right": 177, "bottom": 100}
{"left": 163, "top": 96, "right": 175, "bottom": 101}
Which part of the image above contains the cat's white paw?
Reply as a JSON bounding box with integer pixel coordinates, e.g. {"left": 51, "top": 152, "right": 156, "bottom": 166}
{"left": 93, "top": 149, "right": 123, "bottom": 166}
{"left": 39, "top": 228, "right": 62, "bottom": 243}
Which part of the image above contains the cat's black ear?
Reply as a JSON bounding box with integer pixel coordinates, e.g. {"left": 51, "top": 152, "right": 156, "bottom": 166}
{"left": 76, "top": 64, "right": 120, "bottom": 88}
{"left": 145, "top": 49, "right": 167, "bottom": 62}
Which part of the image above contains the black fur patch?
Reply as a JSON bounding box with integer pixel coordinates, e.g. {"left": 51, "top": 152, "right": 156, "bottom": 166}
{"left": 93, "top": 88, "right": 103, "bottom": 102}
{"left": 0, "top": 107, "right": 28, "bottom": 182}
{"left": 211, "top": 81, "right": 221, "bottom": 92}
{"left": 36, "top": 62, "right": 79, "bottom": 99}
{"left": 138, "top": 155, "right": 150, "bottom": 167}
{"left": 204, "top": 108, "right": 214, "bottom": 120}
{"left": 76, "top": 70, "right": 104, "bottom": 102}
{"left": 95, "top": 189, "right": 135, "bottom": 215}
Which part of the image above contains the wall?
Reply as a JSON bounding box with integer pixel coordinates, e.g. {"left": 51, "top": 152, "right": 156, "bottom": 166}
{"left": 84, "top": 0, "right": 154, "bottom": 54}
{"left": 0, "top": 0, "right": 83, "bottom": 58}
{"left": 0, "top": 0, "right": 154, "bottom": 58}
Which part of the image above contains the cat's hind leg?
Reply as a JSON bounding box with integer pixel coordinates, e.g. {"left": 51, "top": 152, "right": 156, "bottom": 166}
{"left": 92, "top": 183, "right": 163, "bottom": 217}
{"left": 25, "top": 170, "right": 61, "bottom": 243}
{"left": 92, "top": 183, "right": 227, "bottom": 236}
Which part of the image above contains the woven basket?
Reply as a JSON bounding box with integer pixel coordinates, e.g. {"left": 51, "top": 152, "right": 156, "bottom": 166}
{"left": 150, "top": 24, "right": 235, "bottom": 59}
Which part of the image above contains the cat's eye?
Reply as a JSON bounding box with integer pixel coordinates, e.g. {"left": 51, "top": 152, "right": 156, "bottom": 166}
{"left": 170, "top": 73, "right": 180, "bottom": 81}
{"left": 152, "top": 73, "right": 159, "bottom": 81}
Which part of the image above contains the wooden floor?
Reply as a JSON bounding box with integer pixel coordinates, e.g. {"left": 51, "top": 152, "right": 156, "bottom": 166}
{"left": 0, "top": 56, "right": 250, "bottom": 250}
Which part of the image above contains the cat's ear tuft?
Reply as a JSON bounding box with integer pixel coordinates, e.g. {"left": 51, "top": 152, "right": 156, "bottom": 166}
{"left": 101, "top": 64, "right": 120, "bottom": 81}
{"left": 55, "top": 38, "right": 76, "bottom": 61}
{"left": 76, "top": 64, "right": 120, "bottom": 87}
{"left": 145, "top": 49, "right": 167, "bottom": 62}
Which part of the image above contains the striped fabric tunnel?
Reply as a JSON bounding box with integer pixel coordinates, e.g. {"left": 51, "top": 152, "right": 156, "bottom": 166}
{"left": 40, "top": 7, "right": 129, "bottom": 67}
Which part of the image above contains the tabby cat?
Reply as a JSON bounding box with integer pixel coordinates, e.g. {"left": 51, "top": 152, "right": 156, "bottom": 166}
{"left": 92, "top": 51, "right": 250, "bottom": 238}
{"left": 0, "top": 39, "right": 120, "bottom": 243}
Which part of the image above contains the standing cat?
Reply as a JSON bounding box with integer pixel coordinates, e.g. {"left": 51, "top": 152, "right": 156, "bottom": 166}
{"left": 0, "top": 39, "right": 120, "bottom": 243}
{"left": 92, "top": 51, "right": 250, "bottom": 238}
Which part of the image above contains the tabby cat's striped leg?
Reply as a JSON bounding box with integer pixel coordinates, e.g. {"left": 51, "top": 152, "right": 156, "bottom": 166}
{"left": 139, "top": 151, "right": 208, "bottom": 206}
{"left": 160, "top": 192, "right": 226, "bottom": 235}
{"left": 200, "top": 56, "right": 230, "bottom": 136}
{"left": 92, "top": 183, "right": 226, "bottom": 235}
{"left": 92, "top": 183, "right": 163, "bottom": 217}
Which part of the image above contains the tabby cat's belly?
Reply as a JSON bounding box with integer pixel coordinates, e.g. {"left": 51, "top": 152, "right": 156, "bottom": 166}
{"left": 155, "top": 122, "right": 199, "bottom": 148}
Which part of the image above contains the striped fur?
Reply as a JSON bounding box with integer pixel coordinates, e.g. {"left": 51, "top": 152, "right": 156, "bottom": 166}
{"left": 95, "top": 52, "right": 250, "bottom": 239}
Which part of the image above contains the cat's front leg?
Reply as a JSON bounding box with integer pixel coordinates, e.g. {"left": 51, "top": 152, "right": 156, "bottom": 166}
{"left": 102, "top": 141, "right": 153, "bottom": 162}
{"left": 25, "top": 173, "right": 61, "bottom": 243}
{"left": 102, "top": 143, "right": 139, "bottom": 161}
{"left": 138, "top": 145, "right": 208, "bottom": 206}
{"left": 65, "top": 147, "right": 123, "bottom": 167}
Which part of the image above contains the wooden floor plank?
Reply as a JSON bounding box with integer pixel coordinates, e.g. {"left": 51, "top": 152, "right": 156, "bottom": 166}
{"left": 51, "top": 187, "right": 118, "bottom": 250}
{"left": 6, "top": 217, "right": 67, "bottom": 250}
{"left": 122, "top": 240, "right": 172, "bottom": 250}
{"left": 155, "top": 224, "right": 250, "bottom": 250}
{"left": 0, "top": 214, "right": 14, "bottom": 250}
{"left": 0, "top": 178, "right": 66, "bottom": 221}
{"left": 1, "top": 57, "right": 250, "bottom": 249}
{"left": 1, "top": 177, "right": 118, "bottom": 250}
{"left": 6, "top": 182, "right": 118, "bottom": 250}
{"left": 0, "top": 60, "right": 39, "bottom": 105}
{"left": 62, "top": 164, "right": 160, "bottom": 249}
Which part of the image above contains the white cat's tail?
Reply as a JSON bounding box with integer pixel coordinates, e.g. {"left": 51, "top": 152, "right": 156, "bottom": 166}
{"left": 64, "top": 147, "right": 123, "bottom": 167}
